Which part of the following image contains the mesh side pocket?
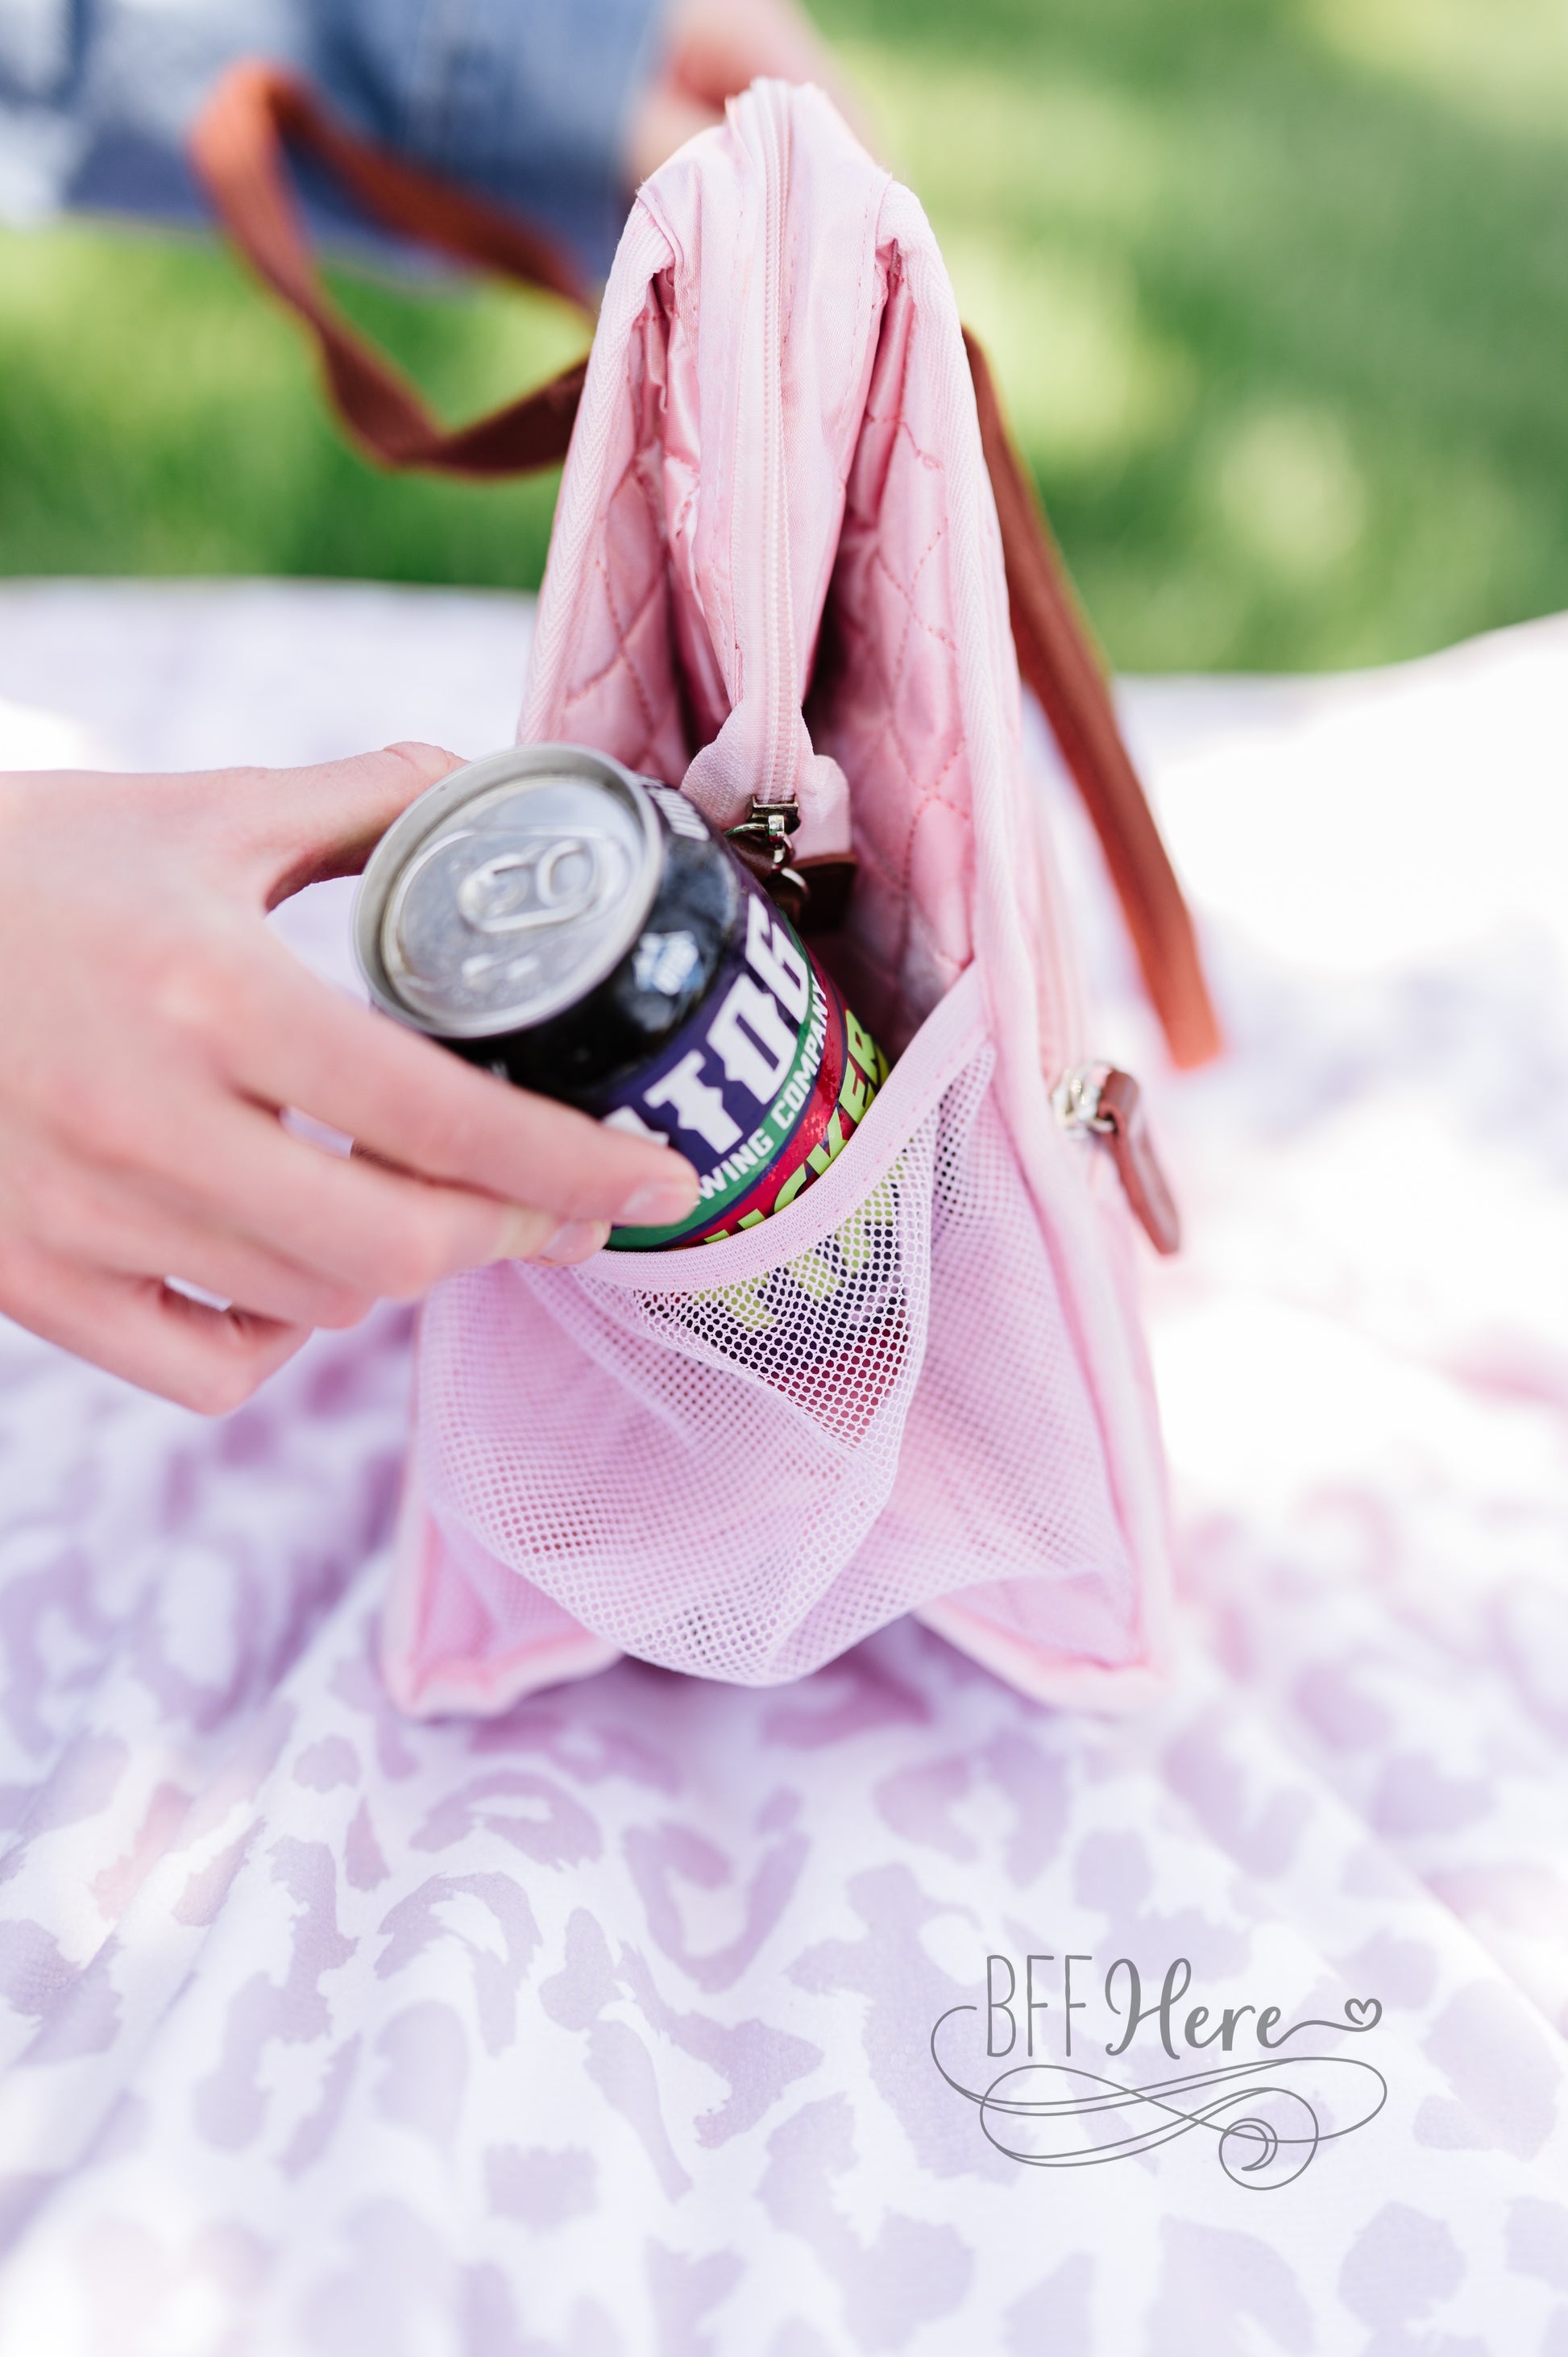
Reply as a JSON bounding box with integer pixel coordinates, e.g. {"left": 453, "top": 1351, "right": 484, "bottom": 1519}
{"left": 403, "top": 980, "right": 1143, "bottom": 1698}
{"left": 414, "top": 1093, "right": 944, "bottom": 1686}
{"left": 383, "top": 1505, "right": 620, "bottom": 1715}
{"left": 870, "top": 1060, "right": 1144, "bottom": 1674}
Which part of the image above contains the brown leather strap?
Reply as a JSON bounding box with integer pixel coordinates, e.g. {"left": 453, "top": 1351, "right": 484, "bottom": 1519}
{"left": 189, "top": 63, "right": 1221, "bottom": 1066}
{"left": 965, "top": 332, "right": 1222, "bottom": 1069}
{"left": 189, "top": 62, "right": 591, "bottom": 476}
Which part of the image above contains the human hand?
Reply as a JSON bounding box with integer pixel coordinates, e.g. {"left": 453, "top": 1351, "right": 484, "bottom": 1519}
{"left": 624, "top": 0, "right": 866, "bottom": 182}
{"left": 0, "top": 743, "right": 698, "bottom": 1413}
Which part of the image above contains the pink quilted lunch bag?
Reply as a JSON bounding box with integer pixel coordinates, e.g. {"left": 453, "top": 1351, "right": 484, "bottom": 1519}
{"left": 194, "top": 73, "right": 1221, "bottom": 1715}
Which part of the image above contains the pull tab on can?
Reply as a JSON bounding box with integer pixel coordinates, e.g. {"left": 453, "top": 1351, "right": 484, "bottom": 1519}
{"left": 1054, "top": 1063, "right": 1181, "bottom": 1256}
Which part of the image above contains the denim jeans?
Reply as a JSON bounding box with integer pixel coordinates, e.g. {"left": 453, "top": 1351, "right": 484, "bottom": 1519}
{"left": 0, "top": 0, "right": 668, "bottom": 279}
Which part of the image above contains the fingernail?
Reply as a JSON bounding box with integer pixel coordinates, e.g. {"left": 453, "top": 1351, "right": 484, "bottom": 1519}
{"left": 537, "top": 1218, "right": 609, "bottom": 1266}
{"left": 616, "top": 1177, "right": 700, "bottom": 1227}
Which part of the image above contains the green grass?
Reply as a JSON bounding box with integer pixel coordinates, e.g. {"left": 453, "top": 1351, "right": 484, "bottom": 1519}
{"left": 5, "top": 0, "right": 1568, "bottom": 670}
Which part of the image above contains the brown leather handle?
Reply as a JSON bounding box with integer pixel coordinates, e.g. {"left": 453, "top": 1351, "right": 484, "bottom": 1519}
{"left": 189, "top": 62, "right": 591, "bottom": 476}
{"left": 965, "top": 333, "right": 1222, "bottom": 1068}
{"left": 190, "top": 62, "right": 1221, "bottom": 1066}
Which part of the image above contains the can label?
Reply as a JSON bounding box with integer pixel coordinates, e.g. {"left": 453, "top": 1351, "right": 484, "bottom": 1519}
{"left": 684, "top": 1166, "right": 906, "bottom": 1376}
{"left": 604, "top": 885, "right": 888, "bottom": 1251}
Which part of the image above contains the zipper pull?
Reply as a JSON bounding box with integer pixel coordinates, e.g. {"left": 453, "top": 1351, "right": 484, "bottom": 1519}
{"left": 726, "top": 798, "right": 808, "bottom": 924}
{"left": 725, "top": 797, "right": 858, "bottom": 934}
{"left": 726, "top": 795, "right": 802, "bottom": 872}
{"left": 1053, "top": 1063, "right": 1181, "bottom": 1255}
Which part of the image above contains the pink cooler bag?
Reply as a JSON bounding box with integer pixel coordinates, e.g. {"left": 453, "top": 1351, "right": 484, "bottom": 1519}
{"left": 197, "top": 73, "right": 1221, "bottom": 1715}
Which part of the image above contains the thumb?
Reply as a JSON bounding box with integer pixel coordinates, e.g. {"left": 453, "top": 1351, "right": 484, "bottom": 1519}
{"left": 238, "top": 741, "right": 467, "bottom": 909}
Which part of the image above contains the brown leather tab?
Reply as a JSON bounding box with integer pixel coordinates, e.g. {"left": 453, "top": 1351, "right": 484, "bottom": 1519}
{"left": 1097, "top": 1069, "right": 1181, "bottom": 1255}
{"left": 189, "top": 62, "right": 591, "bottom": 478}
{"left": 964, "top": 331, "right": 1222, "bottom": 1071}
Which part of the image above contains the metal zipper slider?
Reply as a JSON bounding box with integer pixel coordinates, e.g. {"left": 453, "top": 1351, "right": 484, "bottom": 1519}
{"left": 724, "top": 797, "right": 858, "bottom": 935}
{"left": 726, "top": 796, "right": 802, "bottom": 870}
{"left": 725, "top": 797, "right": 807, "bottom": 923}
{"left": 1052, "top": 1062, "right": 1181, "bottom": 1255}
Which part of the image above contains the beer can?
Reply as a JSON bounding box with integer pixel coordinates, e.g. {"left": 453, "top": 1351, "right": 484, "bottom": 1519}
{"left": 353, "top": 745, "right": 888, "bottom": 1251}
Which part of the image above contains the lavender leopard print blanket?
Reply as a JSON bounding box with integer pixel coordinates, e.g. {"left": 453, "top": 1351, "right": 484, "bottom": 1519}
{"left": 0, "top": 583, "right": 1564, "bottom": 2355}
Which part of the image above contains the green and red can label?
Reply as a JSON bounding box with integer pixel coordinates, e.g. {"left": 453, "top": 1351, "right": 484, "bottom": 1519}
{"left": 604, "top": 886, "right": 888, "bottom": 1251}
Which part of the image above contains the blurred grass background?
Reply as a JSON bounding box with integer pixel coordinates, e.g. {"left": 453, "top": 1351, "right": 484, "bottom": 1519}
{"left": 3, "top": 0, "right": 1568, "bottom": 671}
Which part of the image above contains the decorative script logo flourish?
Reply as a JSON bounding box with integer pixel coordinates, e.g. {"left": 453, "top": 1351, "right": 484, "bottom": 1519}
{"left": 929, "top": 1956, "right": 1387, "bottom": 2191}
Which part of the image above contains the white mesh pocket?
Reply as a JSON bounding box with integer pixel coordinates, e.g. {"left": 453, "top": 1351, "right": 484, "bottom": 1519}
{"left": 410, "top": 970, "right": 1139, "bottom": 1689}
{"left": 416, "top": 1104, "right": 940, "bottom": 1686}
{"left": 876, "top": 1063, "right": 1143, "bottom": 1675}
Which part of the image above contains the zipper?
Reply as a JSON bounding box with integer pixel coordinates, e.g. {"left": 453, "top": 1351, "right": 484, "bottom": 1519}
{"left": 756, "top": 85, "right": 797, "bottom": 812}
{"left": 726, "top": 92, "right": 866, "bottom": 938}
{"left": 1053, "top": 1063, "right": 1181, "bottom": 1255}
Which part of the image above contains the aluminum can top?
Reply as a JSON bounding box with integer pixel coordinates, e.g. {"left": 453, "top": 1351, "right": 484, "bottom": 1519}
{"left": 354, "top": 745, "right": 664, "bottom": 1040}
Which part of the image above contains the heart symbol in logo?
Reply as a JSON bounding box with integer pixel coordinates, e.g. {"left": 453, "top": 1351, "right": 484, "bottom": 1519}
{"left": 1344, "top": 1998, "right": 1381, "bottom": 2031}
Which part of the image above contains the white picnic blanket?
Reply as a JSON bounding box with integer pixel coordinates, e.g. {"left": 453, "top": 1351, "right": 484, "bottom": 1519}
{"left": 0, "top": 579, "right": 1564, "bottom": 2355}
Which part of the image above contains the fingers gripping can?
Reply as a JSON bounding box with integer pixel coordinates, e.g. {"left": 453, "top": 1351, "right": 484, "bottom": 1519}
{"left": 354, "top": 745, "right": 888, "bottom": 1251}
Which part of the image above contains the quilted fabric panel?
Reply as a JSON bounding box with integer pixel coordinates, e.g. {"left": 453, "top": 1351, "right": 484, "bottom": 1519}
{"left": 811, "top": 253, "right": 976, "bottom": 1052}
{"left": 546, "top": 287, "right": 691, "bottom": 785}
